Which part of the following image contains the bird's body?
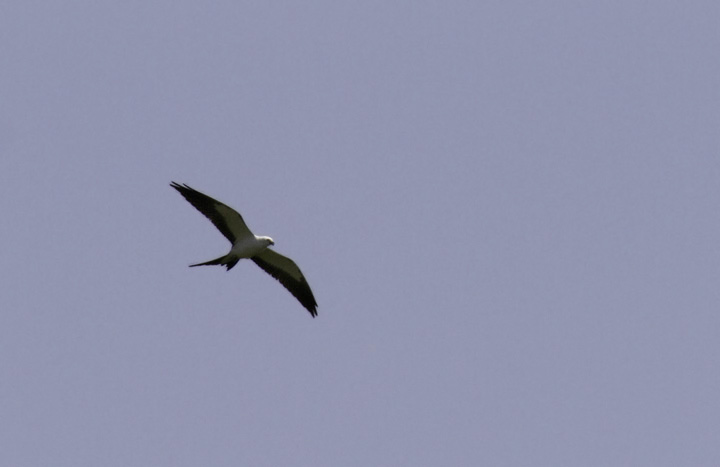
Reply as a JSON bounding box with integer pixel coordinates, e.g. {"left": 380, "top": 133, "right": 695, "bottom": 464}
{"left": 229, "top": 235, "right": 275, "bottom": 259}
{"left": 170, "top": 182, "right": 317, "bottom": 317}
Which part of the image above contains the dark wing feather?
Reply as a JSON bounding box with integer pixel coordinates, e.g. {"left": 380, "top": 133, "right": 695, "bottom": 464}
{"left": 251, "top": 249, "right": 318, "bottom": 317}
{"left": 170, "top": 182, "right": 253, "bottom": 244}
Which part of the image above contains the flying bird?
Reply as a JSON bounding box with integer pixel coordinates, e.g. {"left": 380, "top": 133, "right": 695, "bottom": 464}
{"left": 170, "top": 182, "right": 317, "bottom": 317}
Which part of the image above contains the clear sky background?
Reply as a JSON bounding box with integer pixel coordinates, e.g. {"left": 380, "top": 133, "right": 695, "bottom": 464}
{"left": 1, "top": 1, "right": 718, "bottom": 466}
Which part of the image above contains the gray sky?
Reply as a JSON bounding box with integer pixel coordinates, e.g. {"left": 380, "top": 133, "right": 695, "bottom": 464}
{"left": 2, "top": 1, "right": 719, "bottom": 465}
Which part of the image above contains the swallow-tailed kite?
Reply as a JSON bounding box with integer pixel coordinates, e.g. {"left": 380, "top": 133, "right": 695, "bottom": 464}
{"left": 171, "top": 182, "right": 317, "bottom": 317}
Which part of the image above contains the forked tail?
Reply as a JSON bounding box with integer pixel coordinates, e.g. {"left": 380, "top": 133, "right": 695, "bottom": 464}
{"left": 190, "top": 255, "right": 239, "bottom": 271}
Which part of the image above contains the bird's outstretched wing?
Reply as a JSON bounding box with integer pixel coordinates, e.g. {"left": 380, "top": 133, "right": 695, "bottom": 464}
{"left": 170, "top": 182, "right": 253, "bottom": 244}
{"left": 251, "top": 249, "right": 318, "bottom": 317}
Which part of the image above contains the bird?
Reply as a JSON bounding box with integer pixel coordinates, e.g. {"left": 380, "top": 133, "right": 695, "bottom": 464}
{"left": 170, "top": 182, "right": 317, "bottom": 317}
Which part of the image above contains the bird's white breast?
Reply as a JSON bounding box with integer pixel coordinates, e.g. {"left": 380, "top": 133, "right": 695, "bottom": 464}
{"left": 230, "top": 236, "right": 271, "bottom": 258}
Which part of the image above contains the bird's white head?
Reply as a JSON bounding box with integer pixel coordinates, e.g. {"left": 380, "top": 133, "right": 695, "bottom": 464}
{"left": 259, "top": 236, "right": 274, "bottom": 247}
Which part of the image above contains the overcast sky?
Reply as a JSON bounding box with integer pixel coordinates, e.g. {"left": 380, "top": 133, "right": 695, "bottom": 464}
{"left": 1, "top": 1, "right": 719, "bottom": 466}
